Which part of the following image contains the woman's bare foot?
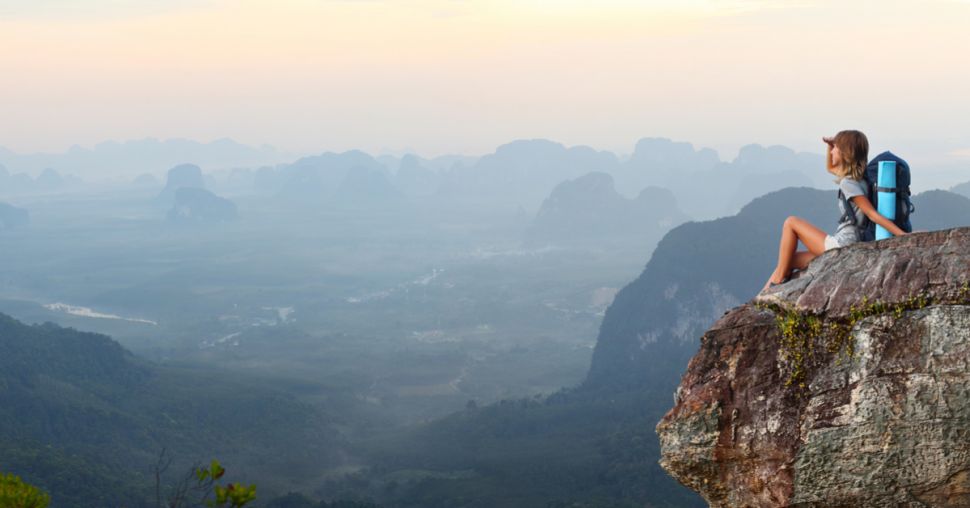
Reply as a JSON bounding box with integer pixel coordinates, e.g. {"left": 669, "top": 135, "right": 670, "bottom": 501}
{"left": 761, "top": 273, "right": 788, "bottom": 293}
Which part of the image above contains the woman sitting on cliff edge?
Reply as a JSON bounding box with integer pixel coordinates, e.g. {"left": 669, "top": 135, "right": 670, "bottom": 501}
{"left": 761, "top": 130, "right": 908, "bottom": 292}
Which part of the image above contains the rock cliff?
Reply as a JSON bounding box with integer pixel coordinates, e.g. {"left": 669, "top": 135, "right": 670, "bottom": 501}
{"left": 657, "top": 227, "right": 970, "bottom": 507}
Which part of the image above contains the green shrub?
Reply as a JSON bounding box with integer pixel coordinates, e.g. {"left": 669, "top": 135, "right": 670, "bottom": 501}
{"left": 0, "top": 473, "right": 50, "bottom": 508}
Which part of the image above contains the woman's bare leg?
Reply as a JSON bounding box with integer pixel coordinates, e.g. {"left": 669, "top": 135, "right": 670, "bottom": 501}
{"left": 791, "top": 251, "right": 816, "bottom": 270}
{"left": 763, "top": 216, "right": 827, "bottom": 290}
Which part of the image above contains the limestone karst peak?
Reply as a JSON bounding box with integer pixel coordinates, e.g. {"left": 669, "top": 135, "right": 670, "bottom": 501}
{"left": 657, "top": 227, "right": 970, "bottom": 508}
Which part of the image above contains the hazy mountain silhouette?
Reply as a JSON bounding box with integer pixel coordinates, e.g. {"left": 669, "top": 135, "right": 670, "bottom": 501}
{"left": 614, "top": 137, "right": 720, "bottom": 193}
{"left": 379, "top": 152, "right": 480, "bottom": 175}
{"left": 253, "top": 165, "right": 283, "bottom": 194}
{"left": 432, "top": 138, "right": 827, "bottom": 220}
{"left": 437, "top": 139, "right": 621, "bottom": 210}
{"left": 34, "top": 167, "right": 65, "bottom": 190}
{"left": 528, "top": 172, "right": 688, "bottom": 248}
{"left": 156, "top": 163, "right": 205, "bottom": 204}
{"left": 334, "top": 165, "right": 404, "bottom": 208}
{"left": 0, "top": 164, "right": 80, "bottom": 196}
{"left": 952, "top": 180, "right": 970, "bottom": 199}
{"left": 274, "top": 150, "right": 388, "bottom": 204}
{"left": 167, "top": 187, "right": 238, "bottom": 222}
{"left": 394, "top": 154, "right": 441, "bottom": 198}
{"left": 718, "top": 144, "right": 821, "bottom": 211}
{"left": 131, "top": 173, "right": 159, "bottom": 187}
{"left": 910, "top": 189, "right": 970, "bottom": 231}
{"left": 617, "top": 140, "right": 826, "bottom": 220}
{"left": 4, "top": 173, "right": 33, "bottom": 194}
{"left": 0, "top": 202, "right": 29, "bottom": 229}
{"left": 212, "top": 167, "right": 257, "bottom": 195}
{"left": 0, "top": 138, "right": 286, "bottom": 179}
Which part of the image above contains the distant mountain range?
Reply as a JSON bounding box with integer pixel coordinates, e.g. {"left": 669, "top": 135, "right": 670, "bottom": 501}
{"left": 527, "top": 171, "right": 689, "bottom": 249}
{"left": 0, "top": 164, "right": 80, "bottom": 197}
{"left": 393, "top": 154, "right": 445, "bottom": 198}
{"left": 437, "top": 139, "right": 621, "bottom": 210}
{"left": 270, "top": 150, "right": 389, "bottom": 204}
{"left": 334, "top": 165, "right": 404, "bottom": 207}
{"left": 1, "top": 137, "right": 905, "bottom": 224}
{"left": 250, "top": 137, "right": 828, "bottom": 220}
{"left": 4, "top": 138, "right": 964, "bottom": 221}
{"left": 0, "top": 138, "right": 288, "bottom": 180}
{"left": 952, "top": 179, "right": 970, "bottom": 199}
{"left": 432, "top": 138, "right": 829, "bottom": 218}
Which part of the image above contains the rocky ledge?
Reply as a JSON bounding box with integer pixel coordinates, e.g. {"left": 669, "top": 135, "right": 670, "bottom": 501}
{"left": 656, "top": 227, "right": 970, "bottom": 507}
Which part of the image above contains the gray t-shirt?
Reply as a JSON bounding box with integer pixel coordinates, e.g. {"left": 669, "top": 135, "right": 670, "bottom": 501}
{"left": 833, "top": 177, "right": 869, "bottom": 246}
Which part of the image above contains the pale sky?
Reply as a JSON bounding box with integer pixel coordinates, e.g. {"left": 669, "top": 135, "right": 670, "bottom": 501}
{"left": 2, "top": 0, "right": 970, "bottom": 167}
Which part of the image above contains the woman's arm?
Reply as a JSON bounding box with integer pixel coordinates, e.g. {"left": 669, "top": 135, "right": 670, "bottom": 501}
{"left": 851, "top": 195, "right": 908, "bottom": 236}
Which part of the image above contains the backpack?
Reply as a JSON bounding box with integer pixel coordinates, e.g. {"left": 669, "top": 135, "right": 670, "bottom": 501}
{"left": 839, "top": 151, "right": 914, "bottom": 241}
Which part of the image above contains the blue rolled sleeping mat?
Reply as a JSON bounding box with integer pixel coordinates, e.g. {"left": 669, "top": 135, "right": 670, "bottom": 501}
{"left": 876, "top": 160, "right": 897, "bottom": 240}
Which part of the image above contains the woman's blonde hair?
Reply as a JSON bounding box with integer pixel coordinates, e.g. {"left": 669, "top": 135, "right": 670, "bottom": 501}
{"left": 826, "top": 130, "right": 869, "bottom": 181}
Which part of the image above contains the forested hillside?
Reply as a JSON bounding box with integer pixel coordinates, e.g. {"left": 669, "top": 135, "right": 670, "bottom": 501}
{"left": 0, "top": 313, "right": 344, "bottom": 507}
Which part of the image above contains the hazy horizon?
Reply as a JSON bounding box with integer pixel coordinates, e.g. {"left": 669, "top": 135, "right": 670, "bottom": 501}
{"left": 2, "top": 0, "right": 970, "bottom": 169}
{"left": 3, "top": 134, "right": 968, "bottom": 193}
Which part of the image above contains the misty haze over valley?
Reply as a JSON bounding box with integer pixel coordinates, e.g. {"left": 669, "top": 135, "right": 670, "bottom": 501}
{"left": 3, "top": 134, "right": 970, "bottom": 506}
{"left": 5, "top": 0, "right": 970, "bottom": 504}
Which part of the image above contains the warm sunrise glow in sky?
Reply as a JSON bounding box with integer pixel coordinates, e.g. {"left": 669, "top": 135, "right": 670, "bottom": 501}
{"left": 2, "top": 0, "right": 969, "bottom": 163}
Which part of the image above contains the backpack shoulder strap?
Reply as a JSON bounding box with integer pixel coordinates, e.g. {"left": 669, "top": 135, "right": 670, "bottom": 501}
{"left": 838, "top": 189, "right": 857, "bottom": 226}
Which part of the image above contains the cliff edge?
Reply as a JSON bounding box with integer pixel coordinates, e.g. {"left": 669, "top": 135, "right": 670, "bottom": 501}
{"left": 656, "top": 227, "right": 970, "bottom": 507}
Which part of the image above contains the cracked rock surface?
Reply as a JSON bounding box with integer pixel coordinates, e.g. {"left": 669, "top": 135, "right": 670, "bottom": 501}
{"left": 656, "top": 227, "right": 970, "bottom": 507}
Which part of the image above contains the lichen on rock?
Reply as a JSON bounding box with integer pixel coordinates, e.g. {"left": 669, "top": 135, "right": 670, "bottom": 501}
{"left": 657, "top": 227, "right": 970, "bottom": 507}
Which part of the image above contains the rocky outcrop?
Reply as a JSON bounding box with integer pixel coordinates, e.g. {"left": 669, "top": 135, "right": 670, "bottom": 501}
{"left": 657, "top": 227, "right": 970, "bottom": 507}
